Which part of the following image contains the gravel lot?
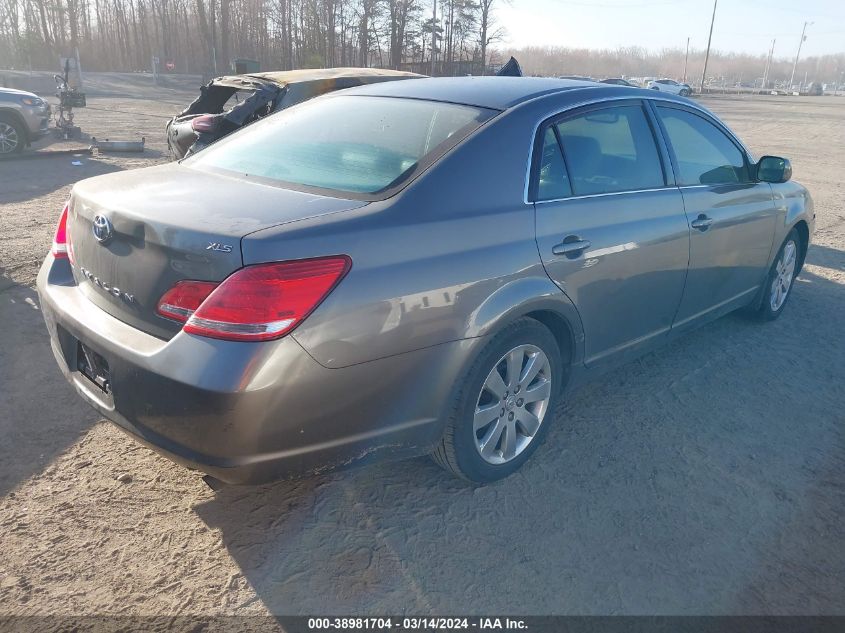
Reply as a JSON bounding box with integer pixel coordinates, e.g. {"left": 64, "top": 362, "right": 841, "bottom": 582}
{"left": 0, "top": 81, "right": 843, "bottom": 619}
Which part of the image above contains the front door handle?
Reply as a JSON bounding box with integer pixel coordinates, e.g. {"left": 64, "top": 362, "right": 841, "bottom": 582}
{"left": 552, "top": 235, "right": 592, "bottom": 258}
{"left": 690, "top": 214, "right": 714, "bottom": 231}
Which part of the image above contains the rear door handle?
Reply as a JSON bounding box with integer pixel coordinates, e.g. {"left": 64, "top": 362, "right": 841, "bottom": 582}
{"left": 690, "top": 214, "right": 714, "bottom": 231}
{"left": 552, "top": 236, "right": 592, "bottom": 257}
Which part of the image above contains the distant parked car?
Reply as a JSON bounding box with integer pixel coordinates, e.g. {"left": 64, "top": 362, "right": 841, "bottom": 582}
{"left": 0, "top": 87, "right": 51, "bottom": 155}
{"left": 558, "top": 75, "right": 594, "bottom": 82}
{"left": 599, "top": 78, "right": 636, "bottom": 87}
{"left": 648, "top": 78, "right": 692, "bottom": 96}
{"left": 166, "top": 67, "right": 422, "bottom": 159}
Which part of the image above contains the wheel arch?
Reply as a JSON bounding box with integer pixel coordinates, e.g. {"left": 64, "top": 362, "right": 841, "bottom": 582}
{"left": 0, "top": 108, "right": 30, "bottom": 144}
{"left": 466, "top": 274, "right": 585, "bottom": 381}
{"left": 792, "top": 219, "right": 810, "bottom": 274}
{"left": 522, "top": 308, "right": 577, "bottom": 390}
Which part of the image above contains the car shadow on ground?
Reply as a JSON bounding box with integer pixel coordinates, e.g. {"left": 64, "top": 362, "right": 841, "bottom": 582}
{"left": 0, "top": 270, "right": 99, "bottom": 496}
{"left": 193, "top": 247, "right": 845, "bottom": 616}
{"left": 0, "top": 153, "right": 124, "bottom": 204}
{"left": 805, "top": 242, "right": 845, "bottom": 272}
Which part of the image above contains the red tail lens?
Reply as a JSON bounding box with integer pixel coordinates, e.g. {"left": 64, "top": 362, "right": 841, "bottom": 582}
{"left": 182, "top": 256, "right": 351, "bottom": 342}
{"left": 51, "top": 203, "right": 69, "bottom": 259}
{"left": 157, "top": 280, "right": 219, "bottom": 322}
{"left": 191, "top": 115, "right": 217, "bottom": 133}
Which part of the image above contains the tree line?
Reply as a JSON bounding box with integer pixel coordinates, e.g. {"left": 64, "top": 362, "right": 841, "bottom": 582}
{"left": 0, "top": 0, "right": 504, "bottom": 76}
{"left": 2, "top": 0, "right": 843, "bottom": 87}
{"left": 506, "top": 45, "right": 845, "bottom": 88}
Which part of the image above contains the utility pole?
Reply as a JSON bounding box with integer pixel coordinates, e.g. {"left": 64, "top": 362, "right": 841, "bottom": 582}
{"left": 699, "top": 0, "right": 718, "bottom": 94}
{"left": 789, "top": 21, "right": 812, "bottom": 89}
{"left": 683, "top": 37, "right": 690, "bottom": 84}
{"left": 762, "top": 38, "right": 775, "bottom": 90}
{"left": 430, "top": 0, "right": 437, "bottom": 76}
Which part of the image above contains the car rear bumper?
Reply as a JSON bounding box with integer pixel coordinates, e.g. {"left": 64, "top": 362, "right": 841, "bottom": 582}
{"left": 37, "top": 255, "right": 471, "bottom": 484}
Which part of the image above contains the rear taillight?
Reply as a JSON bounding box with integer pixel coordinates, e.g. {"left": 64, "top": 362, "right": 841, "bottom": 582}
{"left": 156, "top": 280, "right": 219, "bottom": 321}
{"left": 157, "top": 256, "right": 351, "bottom": 342}
{"left": 191, "top": 115, "right": 217, "bottom": 133}
{"left": 51, "top": 203, "right": 69, "bottom": 259}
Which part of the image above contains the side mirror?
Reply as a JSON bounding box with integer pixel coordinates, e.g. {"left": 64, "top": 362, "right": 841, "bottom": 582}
{"left": 756, "top": 155, "right": 792, "bottom": 183}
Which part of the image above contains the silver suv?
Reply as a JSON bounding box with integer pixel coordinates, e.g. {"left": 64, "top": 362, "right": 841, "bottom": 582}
{"left": 0, "top": 87, "right": 50, "bottom": 155}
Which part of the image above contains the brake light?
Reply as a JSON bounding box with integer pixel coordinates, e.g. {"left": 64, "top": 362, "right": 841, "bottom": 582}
{"left": 158, "top": 256, "right": 351, "bottom": 342}
{"left": 52, "top": 203, "right": 69, "bottom": 258}
{"left": 156, "top": 280, "right": 219, "bottom": 321}
{"left": 191, "top": 115, "right": 217, "bottom": 133}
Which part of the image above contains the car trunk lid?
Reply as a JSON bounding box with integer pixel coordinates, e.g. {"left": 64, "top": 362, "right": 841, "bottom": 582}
{"left": 68, "top": 163, "right": 365, "bottom": 339}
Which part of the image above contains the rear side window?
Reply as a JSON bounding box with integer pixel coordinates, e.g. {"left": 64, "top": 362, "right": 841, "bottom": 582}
{"left": 656, "top": 106, "right": 749, "bottom": 185}
{"left": 536, "top": 128, "right": 572, "bottom": 200}
{"left": 554, "top": 105, "right": 665, "bottom": 196}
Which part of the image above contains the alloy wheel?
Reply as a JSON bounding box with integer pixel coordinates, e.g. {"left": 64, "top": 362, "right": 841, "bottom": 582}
{"left": 0, "top": 122, "right": 19, "bottom": 154}
{"left": 770, "top": 239, "right": 797, "bottom": 312}
{"left": 473, "top": 344, "right": 553, "bottom": 465}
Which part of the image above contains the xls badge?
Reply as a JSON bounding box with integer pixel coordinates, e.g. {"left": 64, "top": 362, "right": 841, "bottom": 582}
{"left": 206, "top": 242, "right": 234, "bottom": 253}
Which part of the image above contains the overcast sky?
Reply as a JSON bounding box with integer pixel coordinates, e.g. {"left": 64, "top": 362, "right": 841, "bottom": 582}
{"left": 495, "top": 0, "right": 845, "bottom": 57}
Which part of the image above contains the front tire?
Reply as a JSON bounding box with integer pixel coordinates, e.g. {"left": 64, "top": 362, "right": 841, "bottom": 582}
{"left": 0, "top": 116, "right": 24, "bottom": 155}
{"left": 680, "top": 88, "right": 691, "bottom": 97}
{"left": 431, "top": 318, "right": 562, "bottom": 483}
{"left": 749, "top": 229, "right": 800, "bottom": 321}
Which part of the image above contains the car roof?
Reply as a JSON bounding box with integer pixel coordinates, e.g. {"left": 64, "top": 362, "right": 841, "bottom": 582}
{"left": 207, "top": 67, "right": 423, "bottom": 91}
{"left": 339, "top": 76, "right": 617, "bottom": 110}
{"left": 338, "top": 76, "right": 690, "bottom": 110}
{"left": 249, "top": 67, "right": 424, "bottom": 84}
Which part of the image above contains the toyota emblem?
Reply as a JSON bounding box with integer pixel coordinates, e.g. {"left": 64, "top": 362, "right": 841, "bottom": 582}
{"left": 92, "top": 214, "right": 113, "bottom": 244}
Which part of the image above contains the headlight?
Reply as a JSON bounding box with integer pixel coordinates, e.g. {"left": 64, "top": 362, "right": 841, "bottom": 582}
{"left": 20, "top": 96, "right": 43, "bottom": 106}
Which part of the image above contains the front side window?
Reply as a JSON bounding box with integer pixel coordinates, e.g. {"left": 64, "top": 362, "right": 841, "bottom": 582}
{"left": 656, "top": 106, "right": 749, "bottom": 185}
{"left": 189, "top": 95, "right": 494, "bottom": 198}
{"left": 553, "top": 104, "right": 665, "bottom": 196}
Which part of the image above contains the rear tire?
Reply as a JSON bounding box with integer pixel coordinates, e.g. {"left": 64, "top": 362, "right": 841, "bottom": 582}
{"left": 747, "top": 229, "right": 801, "bottom": 321}
{"left": 431, "top": 318, "right": 562, "bottom": 483}
{"left": 0, "top": 116, "right": 24, "bottom": 155}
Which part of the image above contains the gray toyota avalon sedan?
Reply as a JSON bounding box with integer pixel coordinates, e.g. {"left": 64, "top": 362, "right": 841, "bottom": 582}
{"left": 38, "top": 77, "right": 814, "bottom": 484}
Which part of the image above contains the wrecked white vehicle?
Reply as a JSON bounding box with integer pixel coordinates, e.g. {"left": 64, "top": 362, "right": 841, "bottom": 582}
{"left": 166, "top": 67, "right": 422, "bottom": 159}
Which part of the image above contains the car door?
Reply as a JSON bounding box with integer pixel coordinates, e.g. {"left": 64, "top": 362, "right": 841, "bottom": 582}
{"left": 651, "top": 102, "right": 778, "bottom": 331}
{"left": 532, "top": 101, "right": 691, "bottom": 367}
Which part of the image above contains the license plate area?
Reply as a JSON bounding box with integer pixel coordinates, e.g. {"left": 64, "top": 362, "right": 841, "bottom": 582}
{"left": 77, "top": 342, "right": 111, "bottom": 394}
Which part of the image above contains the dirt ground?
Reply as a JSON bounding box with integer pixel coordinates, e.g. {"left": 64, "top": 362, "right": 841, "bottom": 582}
{"left": 0, "top": 80, "right": 843, "bottom": 620}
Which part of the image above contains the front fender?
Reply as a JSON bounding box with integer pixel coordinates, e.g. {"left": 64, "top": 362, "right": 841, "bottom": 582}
{"left": 769, "top": 180, "right": 815, "bottom": 267}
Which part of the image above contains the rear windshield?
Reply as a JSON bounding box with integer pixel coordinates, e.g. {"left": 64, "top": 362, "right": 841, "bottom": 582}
{"left": 188, "top": 95, "right": 495, "bottom": 199}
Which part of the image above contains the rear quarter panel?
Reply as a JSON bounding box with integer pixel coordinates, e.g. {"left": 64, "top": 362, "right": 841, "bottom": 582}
{"left": 242, "top": 100, "right": 585, "bottom": 369}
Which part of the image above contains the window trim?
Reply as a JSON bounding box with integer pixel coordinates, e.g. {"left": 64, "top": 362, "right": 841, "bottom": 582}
{"left": 528, "top": 125, "right": 574, "bottom": 202}
{"left": 522, "top": 94, "right": 757, "bottom": 204}
{"left": 649, "top": 101, "right": 756, "bottom": 187}
{"left": 527, "top": 99, "right": 671, "bottom": 202}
